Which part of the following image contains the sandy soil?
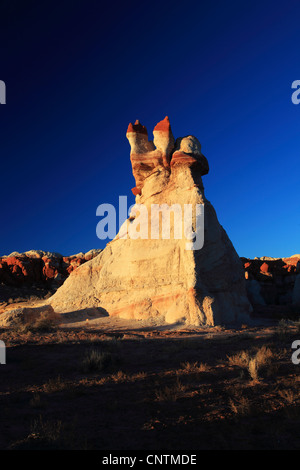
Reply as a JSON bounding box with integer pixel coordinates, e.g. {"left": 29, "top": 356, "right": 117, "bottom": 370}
{"left": 0, "top": 310, "right": 299, "bottom": 450}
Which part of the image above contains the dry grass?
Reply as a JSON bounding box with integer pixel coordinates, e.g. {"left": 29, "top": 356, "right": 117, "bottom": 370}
{"left": 294, "top": 318, "right": 300, "bottom": 334}
{"left": 227, "top": 350, "right": 250, "bottom": 368}
{"left": 111, "top": 370, "right": 147, "bottom": 383}
{"left": 179, "top": 361, "right": 209, "bottom": 373}
{"left": 1, "top": 324, "right": 300, "bottom": 450}
{"left": 155, "top": 379, "right": 186, "bottom": 402}
{"left": 30, "top": 415, "right": 62, "bottom": 442}
{"left": 256, "top": 345, "right": 274, "bottom": 366}
{"left": 33, "top": 311, "right": 61, "bottom": 331}
{"left": 278, "top": 388, "right": 300, "bottom": 419}
{"left": 80, "top": 348, "right": 114, "bottom": 373}
{"left": 29, "top": 393, "right": 44, "bottom": 409}
{"left": 278, "top": 389, "right": 297, "bottom": 405}
{"left": 229, "top": 396, "right": 253, "bottom": 416}
{"left": 227, "top": 346, "right": 274, "bottom": 381}
{"left": 248, "top": 358, "right": 259, "bottom": 381}
{"left": 43, "top": 375, "right": 69, "bottom": 393}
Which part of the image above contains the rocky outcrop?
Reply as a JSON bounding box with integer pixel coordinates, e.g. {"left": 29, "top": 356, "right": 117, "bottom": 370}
{"left": 2, "top": 248, "right": 298, "bottom": 316}
{"left": 49, "top": 117, "right": 251, "bottom": 326}
{"left": 0, "top": 304, "right": 56, "bottom": 327}
{"left": 242, "top": 256, "right": 300, "bottom": 308}
{"left": 0, "top": 250, "right": 102, "bottom": 293}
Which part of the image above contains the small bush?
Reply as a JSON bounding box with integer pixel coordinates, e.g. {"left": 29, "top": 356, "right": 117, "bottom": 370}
{"left": 11, "top": 310, "right": 61, "bottom": 333}
{"left": 229, "top": 396, "right": 252, "bottom": 416}
{"left": 248, "top": 358, "right": 259, "bottom": 381}
{"left": 228, "top": 346, "right": 274, "bottom": 381}
{"left": 81, "top": 348, "right": 114, "bottom": 373}
{"left": 43, "top": 375, "right": 68, "bottom": 393}
{"left": 278, "top": 389, "right": 297, "bottom": 405}
{"left": 155, "top": 379, "right": 186, "bottom": 402}
{"left": 32, "top": 311, "right": 60, "bottom": 331}
{"left": 227, "top": 350, "right": 250, "bottom": 368}
{"left": 255, "top": 346, "right": 273, "bottom": 368}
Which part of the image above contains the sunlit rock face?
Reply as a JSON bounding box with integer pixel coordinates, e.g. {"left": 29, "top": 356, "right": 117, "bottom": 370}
{"left": 50, "top": 118, "right": 252, "bottom": 326}
{"left": 0, "top": 250, "right": 102, "bottom": 288}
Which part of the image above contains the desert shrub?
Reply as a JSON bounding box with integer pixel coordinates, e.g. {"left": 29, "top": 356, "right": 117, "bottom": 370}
{"left": 80, "top": 348, "right": 114, "bottom": 373}
{"left": 11, "top": 310, "right": 61, "bottom": 333}
{"left": 155, "top": 379, "right": 186, "bottom": 402}
{"left": 180, "top": 361, "right": 209, "bottom": 373}
{"left": 248, "top": 358, "right": 259, "bottom": 381}
{"left": 279, "top": 389, "right": 297, "bottom": 405}
{"left": 228, "top": 346, "right": 274, "bottom": 381}
{"left": 229, "top": 396, "right": 252, "bottom": 416}
{"left": 9, "top": 415, "right": 87, "bottom": 450}
{"left": 255, "top": 346, "right": 273, "bottom": 368}
{"left": 32, "top": 311, "right": 61, "bottom": 331}
{"left": 227, "top": 350, "right": 250, "bottom": 368}
{"left": 43, "top": 375, "right": 69, "bottom": 393}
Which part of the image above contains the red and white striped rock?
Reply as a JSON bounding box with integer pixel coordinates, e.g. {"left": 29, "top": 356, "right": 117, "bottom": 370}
{"left": 49, "top": 117, "right": 252, "bottom": 326}
{"left": 126, "top": 118, "right": 175, "bottom": 195}
{"left": 171, "top": 136, "right": 209, "bottom": 175}
{"left": 153, "top": 116, "right": 175, "bottom": 167}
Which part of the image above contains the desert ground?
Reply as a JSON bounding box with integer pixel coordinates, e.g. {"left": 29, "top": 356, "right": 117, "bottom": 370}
{"left": 0, "top": 309, "right": 299, "bottom": 450}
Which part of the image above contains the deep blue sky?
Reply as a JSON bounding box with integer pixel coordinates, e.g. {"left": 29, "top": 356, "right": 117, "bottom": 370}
{"left": 0, "top": 0, "right": 299, "bottom": 258}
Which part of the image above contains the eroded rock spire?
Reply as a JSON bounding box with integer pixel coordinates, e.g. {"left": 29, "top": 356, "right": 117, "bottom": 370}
{"left": 127, "top": 117, "right": 209, "bottom": 195}
{"left": 49, "top": 117, "right": 252, "bottom": 326}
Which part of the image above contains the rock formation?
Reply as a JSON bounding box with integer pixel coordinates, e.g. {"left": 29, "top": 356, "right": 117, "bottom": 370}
{"left": 0, "top": 250, "right": 102, "bottom": 302}
{"left": 242, "top": 255, "right": 300, "bottom": 308}
{"left": 0, "top": 304, "right": 57, "bottom": 328}
{"left": 49, "top": 117, "right": 251, "bottom": 326}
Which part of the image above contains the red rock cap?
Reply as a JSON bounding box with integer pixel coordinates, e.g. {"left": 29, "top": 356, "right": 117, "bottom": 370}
{"left": 131, "top": 186, "right": 141, "bottom": 196}
{"left": 127, "top": 120, "right": 148, "bottom": 135}
{"left": 153, "top": 116, "right": 171, "bottom": 132}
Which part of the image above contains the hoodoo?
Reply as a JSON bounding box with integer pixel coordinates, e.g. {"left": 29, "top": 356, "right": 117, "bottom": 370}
{"left": 50, "top": 117, "right": 252, "bottom": 326}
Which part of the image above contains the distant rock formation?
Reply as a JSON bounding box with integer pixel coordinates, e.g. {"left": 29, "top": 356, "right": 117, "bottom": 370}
{"left": 49, "top": 117, "right": 251, "bottom": 326}
{"left": 2, "top": 249, "right": 298, "bottom": 318}
{"left": 242, "top": 256, "right": 300, "bottom": 308}
{"left": 0, "top": 249, "right": 102, "bottom": 291}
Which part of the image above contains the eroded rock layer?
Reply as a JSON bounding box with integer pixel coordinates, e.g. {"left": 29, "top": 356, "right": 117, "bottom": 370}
{"left": 0, "top": 250, "right": 102, "bottom": 289}
{"left": 49, "top": 118, "right": 252, "bottom": 326}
